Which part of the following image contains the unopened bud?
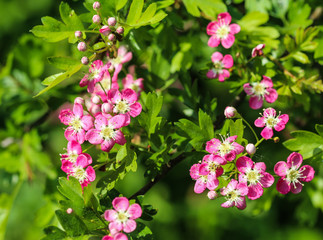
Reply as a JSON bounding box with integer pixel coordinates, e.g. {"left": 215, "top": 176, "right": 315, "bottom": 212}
{"left": 246, "top": 143, "right": 256, "bottom": 155}
{"left": 75, "top": 31, "right": 82, "bottom": 38}
{"left": 91, "top": 105, "right": 101, "bottom": 115}
{"left": 224, "top": 106, "right": 237, "bottom": 118}
{"left": 108, "top": 17, "right": 116, "bottom": 26}
{"left": 273, "top": 137, "right": 280, "bottom": 143}
{"left": 93, "top": 1, "right": 101, "bottom": 10}
{"left": 102, "top": 102, "right": 112, "bottom": 113}
{"left": 100, "top": 25, "right": 111, "bottom": 36}
{"left": 108, "top": 33, "right": 116, "bottom": 42}
{"left": 66, "top": 208, "right": 73, "bottom": 214}
{"left": 77, "top": 42, "right": 87, "bottom": 52}
{"left": 116, "top": 26, "right": 124, "bottom": 35}
{"left": 92, "top": 95, "right": 101, "bottom": 104}
{"left": 81, "top": 56, "right": 89, "bottom": 65}
{"left": 74, "top": 97, "right": 84, "bottom": 105}
{"left": 207, "top": 191, "right": 217, "bottom": 200}
{"left": 252, "top": 44, "right": 265, "bottom": 58}
{"left": 92, "top": 14, "right": 101, "bottom": 24}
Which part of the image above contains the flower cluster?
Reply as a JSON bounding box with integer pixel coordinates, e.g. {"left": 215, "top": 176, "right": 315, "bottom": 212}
{"left": 103, "top": 197, "right": 142, "bottom": 240}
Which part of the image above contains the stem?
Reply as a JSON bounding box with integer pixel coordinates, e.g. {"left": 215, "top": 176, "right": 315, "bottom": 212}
{"left": 98, "top": 82, "right": 108, "bottom": 97}
{"left": 241, "top": 117, "right": 259, "bottom": 142}
{"left": 255, "top": 137, "right": 265, "bottom": 147}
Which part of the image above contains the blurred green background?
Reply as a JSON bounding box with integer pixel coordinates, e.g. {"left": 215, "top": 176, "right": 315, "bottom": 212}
{"left": 1, "top": 0, "right": 323, "bottom": 239}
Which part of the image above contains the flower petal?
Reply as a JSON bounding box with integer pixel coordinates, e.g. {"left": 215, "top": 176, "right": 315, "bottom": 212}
{"left": 264, "top": 88, "right": 278, "bottom": 103}
{"left": 299, "top": 165, "right": 315, "bottom": 182}
{"left": 261, "top": 127, "right": 273, "bottom": 139}
{"left": 236, "top": 156, "right": 253, "bottom": 173}
{"left": 247, "top": 183, "right": 263, "bottom": 200}
{"left": 254, "top": 162, "right": 266, "bottom": 172}
{"left": 211, "top": 52, "right": 223, "bottom": 62}
{"left": 249, "top": 96, "right": 263, "bottom": 110}
{"left": 85, "top": 166, "right": 96, "bottom": 182}
{"left": 194, "top": 179, "right": 206, "bottom": 194}
{"left": 112, "top": 197, "right": 129, "bottom": 212}
{"left": 208, "top": 35, "right": 221, "bottom": 48}
{"left": 122, "top": 88, "right": 137, "bottom": 103}
{"left": 235, "top": 196, "right": 246, "bottom": 210}
{"left": 114, "top": 130, "right": 126, "bottom": 145}
{"left": 85, "top": 129, "right": 103, "bottom": 144}
{"left": 274, "top": 161, "right": 289, "bottom": 177}
{"left": 254, "top": 117, "right": 265, "bottom": 127}
{"left": 279, "top": 114, "right": 289, "bottom": 124}
{"left": 276, "top": 178, "right": 290, "bottom": 194}
{"left": 206, "top": 175, "right": 219, "bottom": 191}
{"left": 290, "top": 181, "right": 303, "bottom": 194}
{"left": 229, "top": 23, "right": 240, "bottom": 34}
{"left": 221, "top": 200, "right": 234, "bottom": 208}
{"left": 287, "top": 152, "right": 303, "bottom": 169}
{"left": 81, "top": 115, "right": 94, "bottom": 131}
{"left": 222, "top": 54, "right": 233, "bottom": 68}
{"left": 129, "top": 102, "right": 142, "bottom": 117}
{"left": 104, "top": 209, "right": 118, "bottom": 221}
{"left": 261, "top": 76, "right": 273, "bottom": 87}
{"left": 218, "top": 12, "right": 231, "bottom": 25}
{"left": 260, "top": 172, "right": 274, "bottom": 188}
{"left": 109, "top": 221, "right": 123, "bottom": 232}
{"left": 101, "top": 139, "right": 115, "bottom": 152}
{"left": 127, "top": 203, "right": 142, "bottom": 219}
{"left": 221, "top": 34, "right": 235, "bottom": 49}
{"left": 243, "top": 83, "right": 253, "bottom": 95}
{"left": 206, "top": 69, "right": 217, "bottom": 79}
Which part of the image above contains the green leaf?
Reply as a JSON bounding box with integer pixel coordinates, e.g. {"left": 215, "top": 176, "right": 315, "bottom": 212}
{"left": 198, "top": 109, "right": 214, "bottom": 140}
{"left": 182, "top": 0, "right": 227, "bottom": 17}
{"left": 245, "top": 0, "right": 272, "bottom": 13}
{"left": 116, "top": 0, "right": 128, "bottom": 10}
{"left": 31, "top": 2, "right": 84, "bottom": 43}
{"left": 127, "top": 0, "right": 144, "bottom": 25}
{"left": 229, "top": 119, "right": 244, "bottom": 143}
{"left": 55, "top": 210, "right": 87, "bottom": 237}
{"left": 316, "top": 124, "right": 323, "bottom": 137}
{"left": 116, "top": 145, "right": 137, "bottom": 172}
{"left": 92, "top": 42, "right": 107, "bottom": 51}
{"left": 47, "top": 56, "right": 80, "bottom": 71}
{"left": 138, "top": 3, "right": 157, "bottom": 24}
{"left": 238, "top": 11, "right": 269, "bottom": 30}
{"left": 42, "top": 226, "right": 67, "bottom": 240}
{"left": 291, "top": 51, "right": 310, "bottom": 64}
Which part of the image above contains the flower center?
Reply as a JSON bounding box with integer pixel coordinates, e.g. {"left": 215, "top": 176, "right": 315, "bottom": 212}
{"left": 110, "top": 56, "right": 121, "bottom": 66}
{"left": 68, "top": 152, "right": 78, "bottom": 163}
{"left": 115, "top": 100, "right": 130, "bottom": 114}
{"left": 286, "top": 168, "right": 302, "bottom": 183}
{"left": 117, "top": 211, "right": 129, "bottom": 223}
{"left": 216, "top": 25, "right": 230, "bottom": 39}
{"left": 218, "top": 141, "right": 233, "bottom": 156}
{"left": 72, "top": 166, "right": 87, "bottom": 183}
{"left": 252, "top": 82, "right": 267, "bottom": 96}
{"left": 245, "top": 169, "right": 262, "bottom": 185}
{"left": 70, "top": 117, "right": 82, "bottom": 132}
{"left": 100, "top": 125, "right": 116, "bottom": 140}
{"left": 226, "top": 189, "right": 240, "bottom": 203}
{"left": 208, "top": 162, "right": 217, "bottom": 172}
{"left": 265, "top": 116, "right": 279, "bottom": 128}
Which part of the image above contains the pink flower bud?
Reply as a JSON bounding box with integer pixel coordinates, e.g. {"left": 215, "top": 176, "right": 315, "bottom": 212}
{"left": 74, "top": 97, "right": 84, "bottom": 105}
{"left": 92, "top": 14, "right": 101, "bottom": 24}
{"left": 102, "top": 102, "right": 113, "bottom": 113}
{"left": 108, "top": 17, "right": 116, "bottom": 26}
{"left": 91, "top": 105, "right": 101, "bottom": 115}
{"left": 100, "top": 25, "right": 111, "bottom": 36}
{"left": 93, "top": 1, "right": 101, "bottom": 10}
{"left": 246, "top": 143, "right": 256, "bottom": 155}
{"left": 252, "top": 44, "right": 265, "bottom": 58}
{"left": 108, "top": 33, "right": 116, "bottom": 42}
{"left": 66, "top": 208, "right": 73, "bottom": 214}
{"left": 75, "top": 31, "right": 82, "bottom": 38}
{"left": 91, "top": 95, "right": 100, "bottom": 104}
{"left": 116, "top": 26, "right": 124, "bottom": 35}
{"left": 81, "top": 56, "right": 89, "bottom": 65}
{"left": 77, "top": 42, "right": 87, "bottom": 52}
{"left": 224, "top": 106, "right": 237, "bottom": 118}
{"left": 207, "top": 191, "right": 217, "bottom": 200}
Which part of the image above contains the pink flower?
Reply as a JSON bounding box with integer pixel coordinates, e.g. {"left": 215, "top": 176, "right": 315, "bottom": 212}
{"left": 274, "top": 152, "right": 315, "bottom": 194}
{"left": 61, "top": 154, "right": 96, "bottom": 187}
{"left": 59, "top": 103, "right": 93, "bottom": 144}
{"left": 220, "top": 179, "right": 248, "bottom": 210}
{"left": 104, "top": 197, "right": 142, "bottom": 233}
{"left": 102, "top": 233, "right": 128, "bottom": 240}
{"left": 108, "top": 88, "right": 142, "bottom": 122}
{"left": 60, "top": 140, "right": 92, "bottom": 167}
{"left": 243, "top": 76, "right": 278, "bottom": 109}
{"left": 254, "top": 107, "right": 289, "bottom": 139}
{"left": 108, "top": 46, "right": 133, "bottom": 82}
{"left": 189, "top": 163, "right": 219, "bottom": 194}
{"left": 201, "top": 154, "right": 226, "bottom": 177}
{"left": 252, "top": 44, "right": 265, "bottom": 57}
{"left": 206, "top": 52, "right": 233, "bottom": 81}
{"left": 206, "top": 135, "right": 244, "bottom": 161}
{"left": 80, "top": 60, "right": 108, "bottom": 93}
{"left": 206, "top": 12, "right": 240, "bottom": 49}
{"left": 236, "top": 156, "right": 274, "bottom": 200}
{"left": 224, "top": 106, "right": 237, "bottom": 118}
{"left": 122, "top": 74, "right": 144, "bottom": 97}
{"left": 85, "top": 114, "right": 127, "bottom": 152}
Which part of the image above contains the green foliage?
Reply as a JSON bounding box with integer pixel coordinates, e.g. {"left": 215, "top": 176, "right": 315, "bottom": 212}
{"left": 182, "top": 0, "right": 227, "bottom": 18}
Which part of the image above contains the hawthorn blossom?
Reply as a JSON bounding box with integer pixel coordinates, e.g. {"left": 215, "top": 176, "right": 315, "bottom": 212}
{"left": 122, "top": 74, "right": 144, "bottom": 97}
{"left": 206, "top": 12, "right": 240, "bottom": 49}
{"left": 85, "top": 114, "right": 127, "bottom": 152}
{"left": 108, "top": 46, "right": 133, "bottom": 82}
{"left": 254, "top": 107, "right": 289, "bottom": 139}
{"left": 59, "top": 103, "right": 93, "bottom": 144}
{"left": 104, "top": 197, "right": 142, "bottom": 233}
{"left": 224, "top": 106, "right": 237, "bottom": 118}
{"left": 80, "top": 60, "right": 108, "bottom": 93}
{"left": 102, "top": 233, "right": 128, "bottom": 240}
{"left": 206, "top": 52, "right": 233, "bottom": 81}
{"left": 252, "top": 44, "right": 265, "bottom": 57}
{"left": 60, "top": 140, "right": 92, "bottom": 166}
{"left": 61, "top": 154, "right": 95, "bottom": 188}
{"left": 243, "top": 76, "right": 278, "bottom": 109}
{"left": 201, "top": 154, "right": 226, "bottom": 177}
{"left": 206, "top": 135, "right": 244, "bottom": 161}
{"left": 220, "top": 179, "right": 248, "bottom": 210}
{"left": 236, "top": 156, "right": 274, "bottom": 200}
{"left": 189, "top": 163, "right": 219, "bottom": 194}
{"left": 274, "top": 152, "right": 315, "bottom": 194}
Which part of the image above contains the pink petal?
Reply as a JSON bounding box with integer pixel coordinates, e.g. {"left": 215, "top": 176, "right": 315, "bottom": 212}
{"left": 286, "top": 152, "right": 303, "bottom": 169}
{"left": 81, "top": 115, "right": 94, "bottom": 131}
{"left": 122, "top": 88, "right": 137, "bottom": 103}
{"left": 254, "top": 117, "right": 265, "bottom": 127}
{"left": 211, "top": 52, "right": 223, "bottom": 63}
{"left": 73, "top": 103, "right": 83, "bottom": 117}
{"left": 222, "top": 54, "right": 233, "bottom": 68}
{"left": 79, "top": 75, "right": 89, "bottom": 87}
{"left": 229, "top": 23, "right": 240, "bottom": 34}
{"left": 218, "top": 12, "right": 231, "bottom": 25}
{"left": 64, "top": 127, "right": 76, "bottom": 141}
{"left": 205, "top": 139, "right": 221, "bottom": 153}
{"left": 261, "top": 127, "right": 273, "bottom": 139}
{"left": 114, "top": 233, "right": 128, "bottom": 240}
{"left": 260, "top": 172, "right": 275, "bottom": 188}
{"left": 261, "top": 76, "right": 273, "bottom": 87}
{"left": 249, "top": 96, "right": 263, "bottom": 109}
{"left": 235, "top": 196, "right": 246, "bottom": 210}
{"left": 237, "top": 182, "right": 249, "bottom": 196}
{"left": 190, "top": 164, "right": 201, "bottom": 180}
{"left": 274, "top": 122, "right": 286, "bottom": 132}
{"left": 216, "top": 167, "right": 224, "bottom": 177}
{"left": 227, "top": 135, "right": 237, "bottom": 142}
{"left": 108, "top": 115, "right": 127, "bottom": 129}
{"left": 247, "top": 183, "right": 263, "bottom": 200}
{"left": 254, "top": 162, "right": 266, "bottom": 172}
{"left": 112, "top": 197, "right": 129, "bottom": 212}
{"left": 232, "top": 142, "right": 244, "bottom": 154}
{"left": 206, "top": 21, "right": 218, "bottom": 35}
{"left": 279, "top": 114, "right": 289, "bottom": 124}
{"left": 243, "top": 83, "right": 253, "bottom": 95}
{"left": 76, "top": 131, "right": 85, "bottom": 144}
{"left": 112, "top": 64, "right": 122, "bottom": 82}
{"left": 101, "top": 139, "right": 115, "bottom": 152}
{"left": 290, "top": 181, "right": 303, "bottom": 194}
{"left": 263, "top": 107, "right": 276, "bottom": 117}
{"left": 274, "top": 161, "right": 289, "bottom": 177}
{"left": 76, "top": 154, "right": 89, "bottom": 168}
{"left": 221, "top": 69, "right": 230, "bottom": 79}
{"left": 194, "top": 179, "right": 206, "bottom": 194}
{"left": 85, "top": 129, "right": 103, "bottom": 144}
{"left": 264, "top": 88, "right": 278, "bottom": 103}
{"left": 114, "top": 130, "right": 126, "bottom": 145}
{"left": 208, "top": 35, "right": 221, "bottom": 48}
{"left": 227, "top": 179, "right": 238, "bottom": 190}
{"left": 129, "top": 102, "right": 142, "bottom": 117}
{"left": 94, "top": 114, "right": 108, "bottom": 130}
{"left": 224, "top": 151, "right": 235, "bottom": 161}
{"left": 221, "top": 34, "right": 235, "bottom": 49}
{"left": 206, "top": 69, "right": 217, "bottom": 79}
{"left": 206, "top": 175, "right": 219, "bottom": 191}
{"left": 218, "top": 72, "right": 226, "bottom": 82}
{"left": 199, "top": 163, "right": 209, "bottom": 175}
{"left": 276, "top": 178, "right": 290, "bottom": 194}
{"left": 236, "top": 156, "right": 253, "bottom": 173}
{"left": 61, "top": 160, "right": 73, "bottom": 173}
{"left": 67, "top": 140, "right": 82, "bottom": 154}
{"left": 121, "top": 52, "right": 133, "bottom": 64}
{"left": 109, "top": 221, "right": 123, "bottom": 232}
{"left": 86, "top": 166, "right": 96, "bottom": 182}
{"left": 108, "top": 89, "right": 122, "bottom": 104}
{"left": 82, "top": 153, "right": 92, "bottom": 165}
{"left": 127, "top": 203, "right": 142, "bottom": 219}
{"left": 221, "top": 200, "right": 234, "bottom": 208}
{"left": 59, "top": 109, "right": 73, "bottom": 125}
{"left": 102, "top": 236, "right": 113, "bottom": 240}
{"left": 299, "top": 165, "right": 315, "bottom": 182}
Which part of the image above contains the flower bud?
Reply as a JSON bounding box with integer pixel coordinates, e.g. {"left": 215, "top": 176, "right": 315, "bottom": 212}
{"left": 74, "top": 31, "right": 82, "bottom": 38}
{"left": 74, "top": 97, "right": 84, "bottom": 105}
{"left": 116, "top": 26, "right": 124, "bottom": 35}
{"left": 92, "top": 14, "right": 101, "bottom": 24}
{"left": 77, "top": 42, "right": 87, "bottom": 52}
{"left": 273, "top": 137, "right": 280, "bottom": 143}
{"left": 252, "top": 44, "right": 265, "bottom": 58}
{"left": 108, "top": 17, "right": 116, "bottom": 26}
{"left": 92, "top": 95, "right": 101, "bottom": 104}
{"left": 108, "top": 33, "right": 116, "bottom": 42}
{"left": 81, "top": 56, "right": 89, "bottom": 65}
{"left": 102, "top": 102, "right": 113, "bottom": 113}
{"left": 224, "top": 106, "right": 237, "bottom": 118}
{"left": 91, "top": 105, "right": 101, "bottom": 115}
{"left": 66, "top": 208, "right": 73, "bottom": 214}
{"left": 93, "top": 1, "right": 101, "bottom": 10}
{"left": 246, "top": 143, "right": 256, "bottom": 155}
{"left": 100, "top": 25, "right": 111, "bottom": 36}
{"left": 207, "top": 191, "right": 217, "bottom": 200}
